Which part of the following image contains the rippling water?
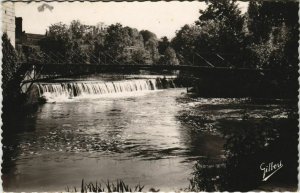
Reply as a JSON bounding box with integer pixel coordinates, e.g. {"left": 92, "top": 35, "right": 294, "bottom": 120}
{"left": 2, "top": 88, "right": 295, "bottom": 191}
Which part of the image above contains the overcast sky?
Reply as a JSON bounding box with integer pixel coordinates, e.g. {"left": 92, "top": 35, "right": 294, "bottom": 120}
{"left": 14, "top": 1, "right": 248, "bottom": 39}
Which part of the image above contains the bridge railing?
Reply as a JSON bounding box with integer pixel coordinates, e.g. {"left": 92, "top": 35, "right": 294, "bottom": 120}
{"left": 29, "top": 47, "right": 239, "bottom": 67}
{"left": 20, "top": 48, "right": 296, "bottom": 84}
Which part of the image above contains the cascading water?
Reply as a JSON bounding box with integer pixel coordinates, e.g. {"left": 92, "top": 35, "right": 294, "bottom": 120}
{"left": 36, "top": 78, "right": 176, "bottom": 102}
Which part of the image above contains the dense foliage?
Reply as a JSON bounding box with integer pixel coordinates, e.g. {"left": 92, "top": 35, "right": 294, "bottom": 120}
{"left": 29, "top": 0, "right": 298, "bottom": 71}
{"left": 246, "top": 1, "right": 298, "bottom": 71}
{"left": 2, "top": 33, "right": 23, "bottom": 104}
{"left": 38, "top": 21, "right": 179, "bottom": 65}
{"left": 172, "top": 0, "right": 298, "bottom": 70}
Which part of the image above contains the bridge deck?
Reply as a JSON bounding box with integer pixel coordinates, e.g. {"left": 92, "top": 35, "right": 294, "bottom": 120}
{"left": 21, "top": 63, "right": 285, "bottom": 85}
{"left": 23, "top": 63, "right": 269, "bottom": 74}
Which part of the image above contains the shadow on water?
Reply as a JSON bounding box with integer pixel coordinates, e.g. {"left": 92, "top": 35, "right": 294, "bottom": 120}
{"left": 2, "top": 104, "right": 39, "bottom": 176}
{"left": 184, "top": 99, "right": 298, "bottom": 191}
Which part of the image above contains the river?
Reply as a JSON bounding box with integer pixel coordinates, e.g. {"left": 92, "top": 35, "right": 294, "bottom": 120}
{"left": 2, "top": 78, "right": 297, "bottom": 191}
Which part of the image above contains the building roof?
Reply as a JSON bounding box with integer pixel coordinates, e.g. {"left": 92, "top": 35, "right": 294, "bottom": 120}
{"left": 20, "top": 33, "right": 45, "bottom": 46}
{"left": 26, "top": 33, "right": 45, "bottom": 40}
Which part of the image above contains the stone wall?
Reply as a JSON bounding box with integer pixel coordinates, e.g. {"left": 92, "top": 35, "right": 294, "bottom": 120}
{"left": 2, "top": 2, "right": 15, "bottom": 46}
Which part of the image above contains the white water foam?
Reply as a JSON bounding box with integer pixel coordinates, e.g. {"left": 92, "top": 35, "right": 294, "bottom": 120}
{"left": 36, "top": 78, "right": 176, "bottom": 102}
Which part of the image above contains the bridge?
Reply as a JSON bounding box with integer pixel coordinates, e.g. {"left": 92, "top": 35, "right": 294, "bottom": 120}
{"left": 21, "top": 63, "right": 267, "bottom": 83}
{"left": 20, "top": 50, "right": 261, "bottom": 84}
{"left": 19, "top": 60, "right": 297, "bottom": 99}
{"left": 15, "top": 40, "right": 297, "bottom": 99}
{"left": 19, "top": 61, "right": 275, "bottom": 95}
{"left": 20, "top": 50, "right": 241, "bottom": 83}
{"left": 20, "top": 62, "right": 270, "bottom": 85}
{"left": 19, "top": 47, "right": 294, "bottom": 98}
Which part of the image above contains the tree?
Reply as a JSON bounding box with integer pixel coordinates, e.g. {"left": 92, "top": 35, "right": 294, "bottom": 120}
{"left": 103, "top": 24, "right": 152, "bottom": 64}
{"left": 247, "top": 1, "right": 271, "bottom": 43}
{"left": 197, "top": 0, "right": 244, "bottom": 35}
{"left": 104, "top": 23, "right": 130, "bottom": 64}
{"left": 248, "top": 1, "right": 299, "bottom": 70}
{"left": 159, "top": 47, "right": 179, "bottom": 65}
{"left": 171, "top": 24, "right": 201, "bottom": 65}
{"left": 39, "top": 20, "right": 168, "bottom": 65}
{"left": 131, "top": 48, "right": 149, "bottom": 64}
{"left": 2, "top": 33, "right": 24, "bottom": 107}
{"left": 69, "top": 20, "right": 85, "bottom": 40}
{"left": 140, "top": 30, "right": 160, "bottom": 64}
{"left": 158, "top": 36, "right": 170, "bottom": 55}
{"left": 40, "top": 22, "right": 72, "bottom": 63}
{"left": 40, "top": 21, "right": 93, "bottom": 64}
{"left": 195, "top": 0, "right": 246, "bottom": 67}
{"left": 246, "top": 1, "right": 299, "bottom": 71}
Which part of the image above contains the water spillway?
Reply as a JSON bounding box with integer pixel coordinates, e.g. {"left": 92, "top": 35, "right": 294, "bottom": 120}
{"left": 34, "top": 78, "right": 176, "bottom": 102}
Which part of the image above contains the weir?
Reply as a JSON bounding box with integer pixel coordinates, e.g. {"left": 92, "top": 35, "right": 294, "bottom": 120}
{"left": 34, "top": 77, "right": 176, "bottom": 102}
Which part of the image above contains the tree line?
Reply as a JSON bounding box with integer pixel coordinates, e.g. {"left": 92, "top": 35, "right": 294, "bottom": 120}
{"left": 17, "top": 0, "right": 298, "bottom": 72}
{"left": 20, "top": 21, "right": 179, "bottom": 65}
{"left": 172, "top": 0, "right": 298, "bottom": 71}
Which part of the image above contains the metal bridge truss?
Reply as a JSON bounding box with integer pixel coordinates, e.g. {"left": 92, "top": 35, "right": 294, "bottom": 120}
{"left": 19, "top": 50, "right": 249, "bottom": 94}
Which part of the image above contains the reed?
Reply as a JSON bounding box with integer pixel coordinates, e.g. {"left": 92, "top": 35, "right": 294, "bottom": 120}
{"left": 66, "top": 179, "right": 145, "bottom": 192}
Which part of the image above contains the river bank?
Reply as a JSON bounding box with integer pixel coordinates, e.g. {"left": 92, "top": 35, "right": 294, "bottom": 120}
{"left": 179, "top": 96, "right": 298, "bottom": 191}
{"left": 183, "top": 68, "right": 298, "bottom": 99}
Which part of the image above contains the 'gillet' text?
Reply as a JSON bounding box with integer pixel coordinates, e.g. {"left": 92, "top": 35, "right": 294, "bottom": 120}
{"left": 260, "top": 161, "right": 283, "bottom": 181}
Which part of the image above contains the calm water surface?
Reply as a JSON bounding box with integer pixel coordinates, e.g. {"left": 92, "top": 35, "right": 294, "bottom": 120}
{"left": 3, "top": 88, "right": 293, "bottom": 191}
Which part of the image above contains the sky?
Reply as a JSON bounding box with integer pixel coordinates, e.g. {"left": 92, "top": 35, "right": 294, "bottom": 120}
{"left": 14, "top": 1, "right": 248, "bottom": 39}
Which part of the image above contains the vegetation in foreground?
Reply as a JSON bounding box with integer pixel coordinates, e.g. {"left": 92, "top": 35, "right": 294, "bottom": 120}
{"left": 65, "top": 179, "right": 160, "bottom": 192}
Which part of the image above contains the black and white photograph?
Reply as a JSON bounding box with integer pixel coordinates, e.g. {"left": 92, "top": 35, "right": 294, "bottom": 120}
{"left": 1, "top": 0, "right": 299, "bottom": 191}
